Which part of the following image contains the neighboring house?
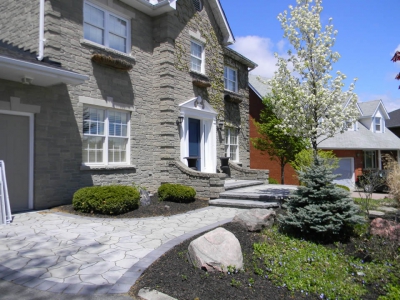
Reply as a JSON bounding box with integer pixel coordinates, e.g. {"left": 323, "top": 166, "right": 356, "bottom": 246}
{"left": 248, "top": 74, "right": 299, "bottom": 185}
{"left": 387, "top": 108, "right": 400, "bottom": 138}
{"left": 319, "top": 99, "right": 400, "bottom": 189}
{"left": 0, "top": 0, "right": 266, "bottom": 212}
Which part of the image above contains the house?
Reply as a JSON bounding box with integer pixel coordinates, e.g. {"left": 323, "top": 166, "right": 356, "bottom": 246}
{"left": 248, "top": 73, "right": 400, "bottom": 189}
{"left": 387, "top": 108, "right": 400, "bottom": 138}
{"left": 0, "top": 0, "right": 267, "bottom": 212}
{"left": 319, "top": 99, "right": 400, "bottom": 189}
{"left": 248, "top": 74, "right": 299, "bottom": 185}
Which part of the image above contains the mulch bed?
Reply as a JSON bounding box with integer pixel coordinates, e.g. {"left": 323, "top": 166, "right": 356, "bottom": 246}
{"left": 50, "top": 195, "right": 209, "bottom": 219}
{"left": 130, "top": 222, "right": 319, "bottom": 300}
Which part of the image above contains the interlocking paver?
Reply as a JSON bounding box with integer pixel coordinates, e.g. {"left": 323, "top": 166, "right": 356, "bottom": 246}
{"left": 0, "top": 206, "right": 243, "bottom": 294}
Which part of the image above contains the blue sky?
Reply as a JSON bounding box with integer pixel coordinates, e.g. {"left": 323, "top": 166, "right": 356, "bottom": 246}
{"left": 220, "top": 0, "right": 400, "bottom": 112}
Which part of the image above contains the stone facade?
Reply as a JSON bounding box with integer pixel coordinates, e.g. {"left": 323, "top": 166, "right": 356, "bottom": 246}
{"left": 0, "top": 0, "right": 266, "bottom": 210}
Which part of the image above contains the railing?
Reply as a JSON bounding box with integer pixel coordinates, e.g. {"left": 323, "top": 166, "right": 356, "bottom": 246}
{"left": 0, "top": 161, "right": 12, "bottom": 225}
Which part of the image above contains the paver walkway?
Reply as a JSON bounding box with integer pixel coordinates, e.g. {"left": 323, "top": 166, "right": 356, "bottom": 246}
{"left": 0, "top": 206, "right": 243, "bottom": 295}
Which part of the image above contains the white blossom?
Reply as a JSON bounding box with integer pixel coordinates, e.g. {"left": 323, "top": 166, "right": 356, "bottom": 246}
{"left": 269, "top": 0, "right": 359, "bottom": 152}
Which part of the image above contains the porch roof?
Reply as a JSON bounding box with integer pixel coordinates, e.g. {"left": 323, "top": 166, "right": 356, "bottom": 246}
{"left": 318, "top": 122, "right": 400, "bottom": 150}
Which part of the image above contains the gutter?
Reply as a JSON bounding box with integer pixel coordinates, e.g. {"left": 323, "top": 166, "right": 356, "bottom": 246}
{"left": 37, "top": 0, "right": 45, "bottom": 61}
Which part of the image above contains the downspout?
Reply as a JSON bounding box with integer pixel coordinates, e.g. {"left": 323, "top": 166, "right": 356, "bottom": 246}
{"left": 37, "top": 0, "right": 45, "bottom": 61}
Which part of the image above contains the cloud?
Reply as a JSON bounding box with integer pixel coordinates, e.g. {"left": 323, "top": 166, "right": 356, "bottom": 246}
{"left": 230, "top": 35, "right": 285, "bottom": 78}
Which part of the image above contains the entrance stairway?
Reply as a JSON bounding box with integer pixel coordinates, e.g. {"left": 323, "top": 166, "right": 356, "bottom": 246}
{"left": 209, "top": 179, "right": 297, "bottom": 209}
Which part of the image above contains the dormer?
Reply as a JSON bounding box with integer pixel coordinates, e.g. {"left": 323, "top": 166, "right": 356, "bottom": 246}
{"left": 357, "top": 99, "right": 390, "bottom": 133}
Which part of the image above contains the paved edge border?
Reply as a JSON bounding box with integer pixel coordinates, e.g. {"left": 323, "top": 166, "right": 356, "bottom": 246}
{"left": 0, "top": 209, "right": 234, "bottom": 295}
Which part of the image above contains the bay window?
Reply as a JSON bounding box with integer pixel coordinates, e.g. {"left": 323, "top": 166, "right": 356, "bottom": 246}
{"left": 83, "top": 107, "right": 129, "bottom": 165}
{"left": 84, "top": 1, "right": 130, "bottom": 53}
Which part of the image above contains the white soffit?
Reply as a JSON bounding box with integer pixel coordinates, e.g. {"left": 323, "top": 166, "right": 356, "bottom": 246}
{"left": 119, "top": 0, "right": 176, "bottom": 17}
{"left": 0, "top": 56, "right": 88, "bottom": 87}
{"left": 209, "top": 0, "right": 234, "bottom": 45}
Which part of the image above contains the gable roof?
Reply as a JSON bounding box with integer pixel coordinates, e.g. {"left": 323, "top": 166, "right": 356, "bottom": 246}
{"left": 224, "top": 48, "right": 257, "bottom": 69}
{"left": 248, "top": 74, "right": 270, "bottom": 98}
{"left": 318, "top": 121, "right": 400, "bottom": 150}
{"left": 357, "top": 99, "right": 389, "bottom": 119}
{"left": 387, "top": 108, "right": 400, "bottom": 128}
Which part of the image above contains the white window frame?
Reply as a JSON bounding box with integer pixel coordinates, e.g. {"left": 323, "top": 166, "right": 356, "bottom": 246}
{"left": 224, "top": 66, "right": 238, "bottom": 92}
{"left": 364, "top": 150, "right": 376, "bottom": 169}
{"left": 82, "top": 106, "right": 130, "bottom": 166}
{"left": 374, "top": 117, "right": 382, "bottom": 133}
{"left": 83, "top": 0, "right": 131, "bottom": 53}
{"left": 190, "top": 40, "right": 205, "bottom": 74}
{"left": 225, "top": 127, "right": 239, "bottom": 162}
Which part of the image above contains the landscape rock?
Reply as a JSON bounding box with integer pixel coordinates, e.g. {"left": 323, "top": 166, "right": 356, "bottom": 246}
{"left": 370, "top": 218, "right": 400, "bottom": 241}
{"left": 187, "top": 227, "right": 243, "bottom": 272}
{"left": 233, "top": 208, "right": 276, "bottom": 231}
{"left": 140, "top": 189, "right": 151, "bottom": 206}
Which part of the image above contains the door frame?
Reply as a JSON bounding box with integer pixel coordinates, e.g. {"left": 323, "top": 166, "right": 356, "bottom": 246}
{"left": 0, "top": 110, "right": 34, "bottom": 210}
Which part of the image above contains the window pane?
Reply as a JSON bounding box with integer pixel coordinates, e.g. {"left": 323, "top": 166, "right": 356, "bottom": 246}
{"left": 82, "top": 136, "right": 104, "bottom": 163}
{"left": 109, "top": 15, "right": 127, "bottom": 37}
{"left": 84, "top": 24, "right": 104, "bottom": 45}
{"left": 108, "top": 138, "right": 127, "bottom": 163}
{"left": 109, "top": 33, "right": 126, "bottom": 52}
{"left": 84, "top": 3, "right": 104, "bottom": 28}
{"left": 109, "top": 111, "right": 128, "bottom": 137}
{"left": 191, "top": 42, "right": 202, "bottom": 58}
{"left": 230, "top": 146, "right": 237, "bottom": 161}
{"left": 191, "top": 57, "right": 202, "bottom": 72}
{"left": 83, "top": 107, "right": 105, "bottom": 135}
{"left": 229, "top": 69, "right": 236, "bottom": 81}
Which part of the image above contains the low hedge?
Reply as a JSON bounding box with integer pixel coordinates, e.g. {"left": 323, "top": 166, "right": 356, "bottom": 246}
{"left": 158, "top": 183, "right": 196, "bottom": 203}
{"left": 72, "top": 185, "right": 140, "bottom": 215}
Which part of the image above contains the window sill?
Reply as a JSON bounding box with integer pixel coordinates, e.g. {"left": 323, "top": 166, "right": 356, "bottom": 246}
{"left": 80, "top": 39, "right": 136, "bottom": 63}
{"left": 224, "top": 90, "right": 244, "bottom": 104}
{"left": 189, "top": 71, "right": 209, "bottom": 81}
{"left": 80, "top": 165, "right": 137, "bottom": 171}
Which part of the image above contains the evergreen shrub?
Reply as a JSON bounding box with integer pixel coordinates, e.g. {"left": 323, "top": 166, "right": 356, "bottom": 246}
{"left": 73, "top": 185, "right": 140, "bottom": 215}
{"left": 279, "top": 156, "right": 364, "bottom": 241}
{"left": 158, "top": 183, "right": 196, "bottom": 203}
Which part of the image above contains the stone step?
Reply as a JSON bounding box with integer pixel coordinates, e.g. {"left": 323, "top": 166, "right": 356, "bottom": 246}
{"left": 224, "top": 179, "right": 265, "bottom": 191}
{"left": 209, "top": 199, "right": 280, "bottom": 209}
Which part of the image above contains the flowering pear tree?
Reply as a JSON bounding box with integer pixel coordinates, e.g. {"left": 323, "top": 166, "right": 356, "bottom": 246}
{"left": 269, "top": 0, "right": 359, "bottom": 157}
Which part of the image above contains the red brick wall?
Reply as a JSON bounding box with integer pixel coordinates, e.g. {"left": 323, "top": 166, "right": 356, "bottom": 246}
{"left": 249, "top": 88, "right": 299, "bottom": 185}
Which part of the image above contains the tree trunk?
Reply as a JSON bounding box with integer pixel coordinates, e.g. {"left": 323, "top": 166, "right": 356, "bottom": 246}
{"left": 280, "top": 159, "right": 285, "bottom": 185}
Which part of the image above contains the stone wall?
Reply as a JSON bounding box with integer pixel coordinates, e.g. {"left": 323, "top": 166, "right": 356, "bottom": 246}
{"left": 229, "top": 162, "right": 269, "bottom": 182}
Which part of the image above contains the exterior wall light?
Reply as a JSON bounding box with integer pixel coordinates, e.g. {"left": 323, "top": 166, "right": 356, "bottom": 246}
{"left": 177, "top": 115, "right": 184, "bottom": 125}
{"left": 217, "top": 121, "right": 224, "bottom": 131}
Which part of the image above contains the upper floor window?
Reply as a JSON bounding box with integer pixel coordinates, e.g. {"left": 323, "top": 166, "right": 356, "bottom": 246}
{"left": 374, "top": 117, "right": 382, "bottom": 133}
{"left": 83, "top": 106, "right": 130, "bottom": 165}
{"left": 224, "top": 66, "right": 238, "bottom": 92}
{"left": 190, "top": 40, "right": 204, "bottom": 74}
{"left": 84, "top": 1, "right": 130, "bottom": 53}
{"left": 225, "top": 127, "right": 239, "bottom": 162}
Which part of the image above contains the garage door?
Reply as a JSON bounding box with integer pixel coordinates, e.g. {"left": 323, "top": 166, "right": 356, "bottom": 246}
{"left": 0, "top": 113, "right": 30, "bottom": 211}
{"left": 333, "top": 158, "right": 354, "bottom": 190}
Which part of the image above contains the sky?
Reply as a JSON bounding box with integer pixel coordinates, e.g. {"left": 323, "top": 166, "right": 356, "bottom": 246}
{"left": 220, "top": 0, "right": 400, "bottom": 112}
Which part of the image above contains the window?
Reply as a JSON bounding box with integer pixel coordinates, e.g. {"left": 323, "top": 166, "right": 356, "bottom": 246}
{"left": 83, "top": 106, "right": 129, "bottom": 165}
{"left": 84, "top": 1, "right": 130, "bottom": 53}
{"left": 224, "top": 66, "right": 237, "bottom": 92}
{"left": 190, "top": 40, "right": 204, "bottom": 73}
{"left": 374, "top": 117, "right": 381, "bottom": 132}
{"left": 364, "top": 151, "right": 376, "bottom": 169}
{"left": 225, "top": 127, "right": 239, "bottom": 162}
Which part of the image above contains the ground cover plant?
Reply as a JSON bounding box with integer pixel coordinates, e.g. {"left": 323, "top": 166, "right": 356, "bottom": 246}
{"left": 131, "top": 221, "right": 400, "bottom": 300}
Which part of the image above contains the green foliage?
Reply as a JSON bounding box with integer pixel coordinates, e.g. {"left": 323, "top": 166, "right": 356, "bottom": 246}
{"left": 72, "top": 185, "right": 140, "bottom": 215}
{"left": 336, "top": 184, "right": 350, "bottom": 191}
{"left": 379, "top": 284, "right": 400, "bottom": 300}
{"left": 253, "top": 226, "right": 394, "bottom": 300}
{"left": 279, "top": 156, "right": 364, "bottom": 241}
{"left": 291, "top": 149, "right": 339, "bottom": 172}
{"left": 268, "top": 178, "right": 279, "bottom": 184}
{"left": 252, "top": 96, "right": 306, "bottom": 184}
{"left": 158, "top": 183, "right": 196, "bottom": 203}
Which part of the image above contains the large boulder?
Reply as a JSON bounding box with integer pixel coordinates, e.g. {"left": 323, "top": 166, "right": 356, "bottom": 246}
{"left": 233, "top": 209, "right": 276, "bottom": 232}
{"left": 187, "top": 227, "right": 243, "bottom": 272}
{"left": 370, "top": 218, "right": 400, "bottom": 241}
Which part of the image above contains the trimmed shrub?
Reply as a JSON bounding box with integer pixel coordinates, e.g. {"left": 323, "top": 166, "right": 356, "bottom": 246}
{"left": 73, "top": 185, "right": 140, "bottom": 215}
{"left": 158, "top": 183, "right": 196, "bottom": 203}
{"left": 336, "top": 184, "right": 350, "bottom": 191}
{"left": 268, "top": 178, "right": 279, "bottom": 184}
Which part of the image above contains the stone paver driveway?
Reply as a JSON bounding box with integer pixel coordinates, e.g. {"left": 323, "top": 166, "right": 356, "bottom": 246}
{"left": 0, "top": 207, "right": 242, "bottom": 295}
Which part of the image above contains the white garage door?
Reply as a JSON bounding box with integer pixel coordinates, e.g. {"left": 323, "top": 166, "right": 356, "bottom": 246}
{"left": 333, "top": 158, "right": 354, "bottom": 190}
